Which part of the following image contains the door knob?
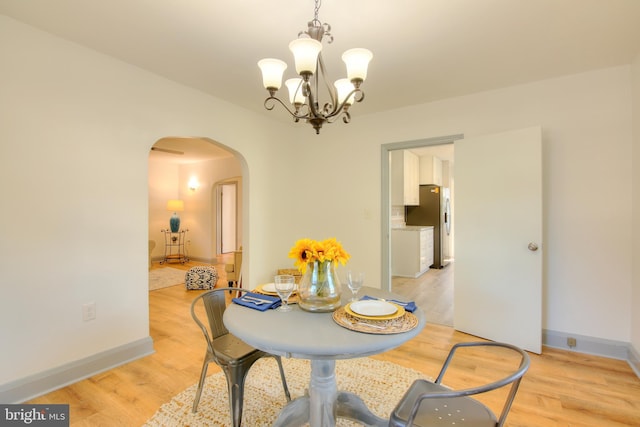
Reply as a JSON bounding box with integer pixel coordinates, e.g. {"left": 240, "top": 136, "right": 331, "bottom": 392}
{"left": 528, "top": 242, "right": 539, "bottom": 251}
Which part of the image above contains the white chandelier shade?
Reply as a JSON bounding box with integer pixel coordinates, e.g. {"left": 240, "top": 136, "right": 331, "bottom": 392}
{"left": 342, "top": 48, "right": 373, "bottom": 84}
{"left": 257, "top": 58, "right": 288, "bottom": 91}
{"left": 289, "top": 38, "right": 323, "bottom": 75}
{"left": 334, "top": 78, "right": 356, "bottom": 106}
{"left": 285, "top": 78, "right": 305, "bottom": 104}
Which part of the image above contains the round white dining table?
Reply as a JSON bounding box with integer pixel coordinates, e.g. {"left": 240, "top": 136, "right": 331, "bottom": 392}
{"left": 223, "top": 285, "right": 426, "bottom": 427}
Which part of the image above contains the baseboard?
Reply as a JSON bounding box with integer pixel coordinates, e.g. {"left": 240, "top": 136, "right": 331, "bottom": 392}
{"left": 543, "top": 329, "right": 640, "bottom": 378}
{"left": 543, "top": 329, "right": 629, "bottom": 359}
{"left": 542, "top": 329, "right": 630, "bottom": 360}
{"left": 187, "top": 256, "right": 216, "bottom": 264}
{"left": 629, "top": 345, "right": 640, "bottom": 378}
{"left": 0, "top": 336, "right": 155, "bottom": 403}
{"left": 151, "top": 256, "right": 216, "bottom": 264}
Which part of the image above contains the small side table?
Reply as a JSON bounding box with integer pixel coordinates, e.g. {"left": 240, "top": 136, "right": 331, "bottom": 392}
{"left": 160, "top": 229, "right": 189, "bottom": 264}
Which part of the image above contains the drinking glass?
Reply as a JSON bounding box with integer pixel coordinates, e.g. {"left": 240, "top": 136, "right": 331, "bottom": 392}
{"left": 274, "top": 274, "right": 296, "bottom": 312}
{"left": 347, "top": 271, "right": 364, "bottom": 301}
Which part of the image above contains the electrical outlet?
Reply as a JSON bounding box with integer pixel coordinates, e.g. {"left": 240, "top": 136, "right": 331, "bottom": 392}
{"left": 83, "top": 302, "right": 96, "bottom": 321}
{"left": 567, "top": 337, "right": 577, "bottom": 348}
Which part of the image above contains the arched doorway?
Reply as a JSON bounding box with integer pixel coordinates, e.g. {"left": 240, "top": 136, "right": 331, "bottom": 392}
{"left": 148, "top": 137, "right": 242, "bottom": 265}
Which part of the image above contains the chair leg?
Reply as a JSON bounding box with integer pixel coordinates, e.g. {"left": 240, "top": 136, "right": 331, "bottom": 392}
{"left": 218, "top": 357, "right": 289, "bottom": 426}
{"left": 225, "top": 367, "right": 248, "bottom": 427}
{"left": 274, "top": 356, "right": 291, "bottom": 401}
{"left": 192, "top": 355, "right": 210, "bottom": 413}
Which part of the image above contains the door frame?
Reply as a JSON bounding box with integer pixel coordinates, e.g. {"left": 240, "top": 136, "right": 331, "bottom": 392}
{"left": 380, "top": 134, "right": 463, "bottom": 291}
{"left": 215, "top": 179, "right": 239, "bottom": 254}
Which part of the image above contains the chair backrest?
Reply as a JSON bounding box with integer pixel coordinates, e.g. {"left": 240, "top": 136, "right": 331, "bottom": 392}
{"left": 434, "top": 341, "right": 530, "bottom": 426}
{"left": 277, "top": 268, "right": 302, "bottom": 284}
{"left": 191, "top": 287, "right": 243, "bottom": 351}
{"left": 225, "top": 249, "right": 243, "bottom": 282}
{"left": 233, "top": 249, "right": 243, "bottom": 272}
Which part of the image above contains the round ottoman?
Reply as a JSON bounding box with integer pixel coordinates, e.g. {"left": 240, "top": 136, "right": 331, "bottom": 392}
{"left": 185, "top": 266, "right": 218, "bottom": 290}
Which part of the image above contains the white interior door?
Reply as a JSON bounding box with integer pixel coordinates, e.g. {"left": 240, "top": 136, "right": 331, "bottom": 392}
{"left": 220, "top": 183, "right": 237, "bottom": 253}
{"left": 454, "top": 127, "right": 542, "bottom": 353}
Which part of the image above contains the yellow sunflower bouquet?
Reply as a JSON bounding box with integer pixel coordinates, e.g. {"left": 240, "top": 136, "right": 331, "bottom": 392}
{"left": 288, "top": 237, "right": 350, "bottom": 273}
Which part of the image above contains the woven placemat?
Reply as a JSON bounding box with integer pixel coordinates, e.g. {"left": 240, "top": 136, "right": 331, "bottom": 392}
{"left": 332, "top": 306, "right": 418, "bottom": 334}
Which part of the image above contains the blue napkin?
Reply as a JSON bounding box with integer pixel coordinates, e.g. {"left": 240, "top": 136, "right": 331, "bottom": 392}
{"left": 232, "top": 292, "right": 281, "bottom": 311}
{"left": 361, "top": 295, "right": 417, "bottom": 313}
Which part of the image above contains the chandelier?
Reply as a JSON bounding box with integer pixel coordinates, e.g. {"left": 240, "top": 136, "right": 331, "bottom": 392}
{"left": 258, "top": 0, "right": 373, "bottom": 134}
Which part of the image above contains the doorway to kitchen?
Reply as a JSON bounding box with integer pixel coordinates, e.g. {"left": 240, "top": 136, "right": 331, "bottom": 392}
{"left": 383, "top": 128, "right": 542, "bottom": 351}
{"left": 381, "top": 134, "right": 461, "bottom": 327}
{"left": 390, "top": 144, "right": 455, "bottom": 327}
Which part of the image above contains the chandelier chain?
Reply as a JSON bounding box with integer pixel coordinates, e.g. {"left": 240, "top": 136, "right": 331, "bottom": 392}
{"left": 313, "top": 0, "right": 321, "bottom": 22}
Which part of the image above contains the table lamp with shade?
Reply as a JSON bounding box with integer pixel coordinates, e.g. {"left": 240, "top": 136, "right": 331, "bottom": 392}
{"left": 167, "top": 199, "right": 184, "bottom": 232}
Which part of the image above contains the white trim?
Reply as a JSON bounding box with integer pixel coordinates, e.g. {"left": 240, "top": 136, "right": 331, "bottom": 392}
{"left": 543, "top": 329, "right": 640, "bottom": 378}
{"left": 629, "top": 345, "right": 640, "bottom": 378}
{"left": 543, "top": 329, "right": 628, "bottom": 359}
{"left": 0, "top": 337, "right": 154, "bottom": 403}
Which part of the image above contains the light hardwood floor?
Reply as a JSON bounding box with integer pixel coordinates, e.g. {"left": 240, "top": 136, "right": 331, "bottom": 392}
{"left": 27, "top": 259, "right": 640, "bottom": 426}
{"left": 392, "top": 263, "right": 454, "bottom": 327}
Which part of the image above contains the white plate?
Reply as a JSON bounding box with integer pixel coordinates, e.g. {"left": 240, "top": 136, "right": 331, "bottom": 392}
{"left": 349, "top": 300, "right": 398, "bottom": 317}
{"left": 261, "top": 283, "right": 277, "bottom": 293}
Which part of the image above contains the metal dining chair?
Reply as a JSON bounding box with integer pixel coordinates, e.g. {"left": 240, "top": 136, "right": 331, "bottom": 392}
{"left": 191, "top": 287, "right": 291, "bottom": 426}
{"left": 388, "top": 341, "right": 530, "bottom": 427}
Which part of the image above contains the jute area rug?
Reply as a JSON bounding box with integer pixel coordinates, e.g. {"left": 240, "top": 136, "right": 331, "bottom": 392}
{"left": 149, "top": 267, "right": 185, "bottom": 291}
{"left": 144, "top": 357, "right": 427, "bottom": 426}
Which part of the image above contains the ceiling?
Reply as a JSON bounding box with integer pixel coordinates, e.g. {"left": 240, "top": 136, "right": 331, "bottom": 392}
{"left": 149, "top": 137, "right": 234, "bottom": 164}
{"left": 2, "top": 0, "right": 640, "bottom": 162}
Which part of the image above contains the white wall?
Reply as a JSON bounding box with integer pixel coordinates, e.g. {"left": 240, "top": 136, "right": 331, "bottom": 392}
{"left": 632, "top": 54, "right": 640, "bottom": 357}
{"left": 0, "top": 12, "right": 637, "bottom": 394}
{"left": 0, "top": 15, "right": 299, "bottom": 387}
{"left": 290, "top": 67, "right": 634, "bottom": 343}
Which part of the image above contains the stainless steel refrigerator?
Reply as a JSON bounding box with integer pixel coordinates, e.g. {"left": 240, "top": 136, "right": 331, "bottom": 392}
{"left": 405, "top": 184, "right": 450, "bottom": 269}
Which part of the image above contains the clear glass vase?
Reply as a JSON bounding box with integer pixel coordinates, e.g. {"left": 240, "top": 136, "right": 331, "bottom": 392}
{"left": 298, "top": 260, "right": 342, "bottom": 312}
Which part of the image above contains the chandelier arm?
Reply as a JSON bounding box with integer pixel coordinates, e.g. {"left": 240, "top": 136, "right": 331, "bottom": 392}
{"left": 264, "top": 96, "right": 310, "bottom": 120}
{"left": 323, "top": 88, "right": 364, "bottom": 120}
{"left": 305, "top": 79, "right": 324, "bottom": 120}
{"left": 352, "top": 89, "right": 365, "bottom": 104}
{"left": 317, "top": 52, "right": 340, "bottom": 116}
{"left": 325, "top": 115, "right": 340, "bottom": 124}
{"left": 296, "top": 103, "right": 312, "bottom": 118}
{"left": 324, "top": 109, "right": 351, "bottom": 125}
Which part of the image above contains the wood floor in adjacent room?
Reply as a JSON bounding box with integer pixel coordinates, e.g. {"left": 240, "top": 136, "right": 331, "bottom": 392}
{"left": 28, "top": 260, "right": 640, "bottom": 426}
{"left": 392, "top": 261, "right": 454, "bottom": 327}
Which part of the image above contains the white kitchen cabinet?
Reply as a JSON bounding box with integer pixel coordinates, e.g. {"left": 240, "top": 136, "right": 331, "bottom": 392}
{"left": 391, "top": 226, "right": 434, "bottom": 278}
{"left": 419, "top": 154, "right": 443, "bottom": 186}
{"left": 391, "top": 150, "right": 419, "bottom": 206}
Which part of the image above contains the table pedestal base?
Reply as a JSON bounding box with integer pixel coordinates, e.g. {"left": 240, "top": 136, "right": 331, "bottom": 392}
{"left": 272, "top": 360, "right": 387, "bottom": 427}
